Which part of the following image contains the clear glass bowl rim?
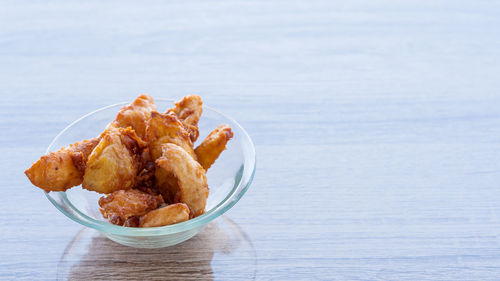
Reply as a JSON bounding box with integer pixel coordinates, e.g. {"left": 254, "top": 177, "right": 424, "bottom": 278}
{"left": 44, "top": 99, "right": 256, "bottom": 237}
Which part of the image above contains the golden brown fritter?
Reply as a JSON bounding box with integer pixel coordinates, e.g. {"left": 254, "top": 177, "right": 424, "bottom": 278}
{"left": 25, "top": 95, "right": 155, "bottom": 193}
{"left": 99, "top": 189, "right": 164, "bottom": 226}
{"left": 195, "top": 124, "right": 233, "bottom": 170}
{"left": 82, "top": 127, "right": 146, "bottom": 194}
{"left": 167, "top": 95, "right": 203, "bottom": 142}
{"left": 145, "top": 111, "right": 196, "bottom": 161}
{"left": 107, "top": 94, "right": 156, "bottom": 139}
{"left": 24, "top": 138, "right": 100, "bottom": 192}
{"left": 155, "top": 143, "right": 209, "bottom": 218}
{"left": 25, "top": 94, "right": 234, "bottom": 228}
{"left": 139, "top": 203, "right": 190, "bottom": 227}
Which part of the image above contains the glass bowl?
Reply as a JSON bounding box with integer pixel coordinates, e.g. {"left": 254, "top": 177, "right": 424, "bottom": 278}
{"left": 44, "top": 99, "right": 255, "bottom": 248}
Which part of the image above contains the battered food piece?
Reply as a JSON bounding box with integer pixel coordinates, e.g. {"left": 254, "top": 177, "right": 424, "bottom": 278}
{"left": 195, "top": 124, "right": 233, "bottom": 170}
{"left": 135, "top": 160, "right": 156, "bottom": 191}
{"left": 25, "top": 94, "right": 234, "bottom": 229}
{"left": 145, "top": 111, "right": 196, "bottom": 161}
{"left": 82, "top": 127, "right": 146, "bottom": 194}
{"left": 167, "top": 95, "right": 203, "bottom": 142}
{"left": 25, "top": 94, "right": 155, "bottom": 192}
{"left": 107, "top": 94, "right": 157, "bottom": 139}
{"left": 155, "top": 143, "right": 209, "bottom": 218}
{"left": 24, "top": 138, "right": 100, "bottom": 192}
{"left": 139, "top": 203, "right": 190, "bottom": 227}
{"left": 99, "top": 189, "right": 164, "bottom": 226}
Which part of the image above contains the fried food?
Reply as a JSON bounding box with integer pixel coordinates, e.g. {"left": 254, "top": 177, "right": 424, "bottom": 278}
{"left": 195, "top": 124, "right": 233, "bottom": 170}
{"left": 107, "top": 94, "right": 156, "bottom": 139}
{"left": 167, "top": 95, "right": 203, "bottom": 142}
{"left": 134, "top": 160, "right": 156, "bottom": 191}
{"left": 139, "top": 203, "right": 190, "bottom": 227}
{"left": 25, "top": 94, "right": 155, "bottom": 192}
{"left": 26, "top": 94, "right": 235, "bottom": 228}
{"left": 24, "top": 138, "right": 100, "bottom": 192}
{"left": 99, "top": 189, "right": 164, "bottom": 226}
{"left": 155, "top": 143, "right": 209, "bottom": 218}
{"left": 146, "top": 111, "right": 196, "bottom": 161}
{"left": 82, "top": 127, "right": 146, "bottom": 194}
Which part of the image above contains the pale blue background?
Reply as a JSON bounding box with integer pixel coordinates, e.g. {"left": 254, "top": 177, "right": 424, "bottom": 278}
{"left": 1, "top": 1, "right": 500, "bottom": 280}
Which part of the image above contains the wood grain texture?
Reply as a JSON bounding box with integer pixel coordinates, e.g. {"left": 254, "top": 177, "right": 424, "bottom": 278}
{"left": 1, "top": 0, "right": 500, "bottom": 280}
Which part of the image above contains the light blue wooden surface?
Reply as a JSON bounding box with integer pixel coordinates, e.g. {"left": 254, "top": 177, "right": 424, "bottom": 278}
{"left": 1, "top": 1, "right": 500, "bottom": 280}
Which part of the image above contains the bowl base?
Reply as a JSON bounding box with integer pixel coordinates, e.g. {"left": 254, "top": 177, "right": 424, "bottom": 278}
{"left": 105, "top": 227, "right": 202, "bottom": 248}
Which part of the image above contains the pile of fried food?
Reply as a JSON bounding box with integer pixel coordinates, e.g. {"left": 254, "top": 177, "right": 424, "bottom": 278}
{"left": 25, "top": 95, "right": 233, "bottom": 227}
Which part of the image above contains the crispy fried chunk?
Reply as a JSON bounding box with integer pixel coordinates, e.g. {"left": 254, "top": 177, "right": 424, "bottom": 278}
{"left": 139, "top": 203, "right": 190, "bottom": 227}
{"left": 167, "top": 95, "right": 202, "bottom": 142}
{"left": 82, "top": 127, "right": 146, "bottom": 194}
{"left": 107, "top": 94, "right": 156, "bottom": 139}
{"left": 155, "top": 143, "right": 208, "bottom": 218}
{"left": 195, "top": 124, "right": 233, "bottom": 170}
{"left": 99, "top": 189, "right": 164, "bottom": 226}
{"left": 24, "top": 138, "right": 100, "bottom": 192}
{"left": 146, "top": 111, "right": 196, "bottom": 161}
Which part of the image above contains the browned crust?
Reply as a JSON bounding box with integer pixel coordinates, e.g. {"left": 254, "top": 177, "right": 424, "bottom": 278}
{"left": 25, "top": 95, "right": 227, "bottom": 229}
{"left": 82, "top": 127, "right": 145, "bottom": 194}
{"left": 70, "top": 152, "right": 86, "bottom": 175}
{"left": 108, "top": 94, "right": 156, "bottom": 139}
{"left": 195, "top": 124, "right": 233, "bottom": 170}
{"left": 146, "top": 111, "right": 196, "bottom": 161}
{"left": 155, "top": 143, "right": 208, "bottom": 218}
{"left": 139, "top": 203, "right": 190, "bottom": 227}
{"left": 24, "top": 137, "right": 100, "bottom": 192}
{"left": 167, "top": 95, "right": 202, "bottom": 142}
{"left": 99, "top": 189, "right": 164, "bottom": 226}
{"left": 120, "top": 127, "right": 148, "bottom": 173}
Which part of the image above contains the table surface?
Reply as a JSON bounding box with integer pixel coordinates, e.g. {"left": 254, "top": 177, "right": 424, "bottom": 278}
{"left": 2, "top": 1, "right": 500, "bottom": 280}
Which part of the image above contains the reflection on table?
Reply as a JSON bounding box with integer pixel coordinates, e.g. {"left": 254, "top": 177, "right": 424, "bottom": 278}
{"left": 57, "top": 216, "right": 256, "bottom": 280}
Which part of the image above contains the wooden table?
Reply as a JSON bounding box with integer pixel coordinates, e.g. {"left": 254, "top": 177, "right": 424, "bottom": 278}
{"left": 2, "top": 1, "right": 500, "bottom": 280}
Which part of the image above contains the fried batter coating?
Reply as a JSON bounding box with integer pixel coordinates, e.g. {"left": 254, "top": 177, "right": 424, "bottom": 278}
{"left": 25, "top": 94, "right": 230, "bottom": 229}
{"left": 195, "top": 124, "right": 233, "bottom": 170}
{"left": 24, "top": 138, "right": 100, "bottom": 192}
{"left": 167, "top": 95, "right": 203, "bottom": 142}
{"left": 82, "top": 127, "right": 146, "bottom": 194}
{"left": 139, "top": 203, "right": 190, "bottom": 227}
{"left": 146, "top": 111, "right": 196, "bottom": 161}
{"left": 25, "top": 95, "right": 154, "bottom": 193}
{"left": 123, "top": 216, "right": 140, "bottom": 227}
{"left": 155, "top": 143, "right": 209, "bottom": 218}
{"left": 99, "top": 189, "right": 164, "bottom": 226}
{"left": 107, "top": 94, "right": 157, "bottom": 139}
{"left": 135, "top": 160, "right": 156, "bottom": 191}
